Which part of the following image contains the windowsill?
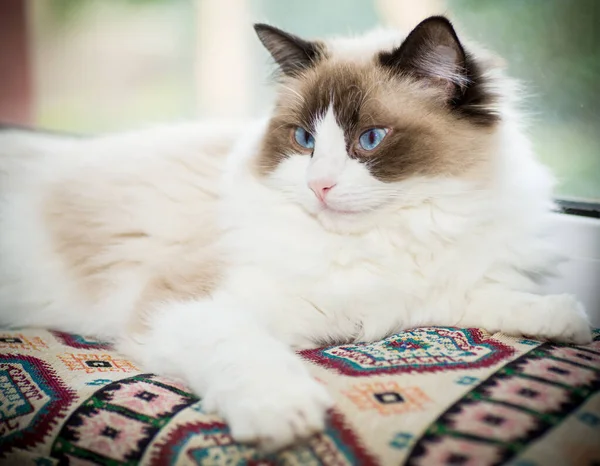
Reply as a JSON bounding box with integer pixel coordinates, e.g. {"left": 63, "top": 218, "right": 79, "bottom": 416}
{"left": 542, "top": 211, "right": 600, "bottom": 326}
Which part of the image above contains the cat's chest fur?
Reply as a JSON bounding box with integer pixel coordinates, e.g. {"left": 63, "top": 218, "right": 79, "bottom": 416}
{"left": 221, "top": 183, "right": 463, "bottom": 348}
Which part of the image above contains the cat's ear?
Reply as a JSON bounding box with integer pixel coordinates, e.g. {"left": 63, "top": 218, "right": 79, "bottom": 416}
{"left": 380, "top": 16, "right": 469, "bottom": 99}
{"left": 254, "top": 24, "right": 322, "bottom": 77}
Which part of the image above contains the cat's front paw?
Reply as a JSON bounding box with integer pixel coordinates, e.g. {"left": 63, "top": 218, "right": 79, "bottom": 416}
{"left": 204, "top": 372, "right": 333, "bottom": 452}
{"left": 524, "top": 294, "right": 592, "bottom": 345}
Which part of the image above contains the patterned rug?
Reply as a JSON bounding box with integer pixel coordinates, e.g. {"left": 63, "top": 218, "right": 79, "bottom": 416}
{"left": 1, "top": 327, "right": 599, "bottom": 465}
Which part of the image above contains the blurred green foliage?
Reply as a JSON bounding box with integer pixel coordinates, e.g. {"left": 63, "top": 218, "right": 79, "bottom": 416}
{"left": 450, "top": 0, "right": 600, "bottom": 121}
{"left": 47, "top": 0, "right": 176, "bottom": 22}
{"left": 251, "top": 0, "right": 379, "bottom": 37}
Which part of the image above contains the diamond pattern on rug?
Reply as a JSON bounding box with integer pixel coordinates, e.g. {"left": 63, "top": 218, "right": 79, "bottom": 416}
{"left": 301, "top": 327, "right": 515, "bottom": 376}
{"left": 342, "top": 381, "right": 431, "bottom": 415}
{"left": 2, "top": 327, "right": 599, "bottom": 465}
{"left": 0, "top": 355, "right": 76, "bottom": 456}
{"left": 51, "top": 331, "right": 112, "bottom": 350}
{"left": 57, "top": 353, "right": 138, "bottom": 374}
{"left": 406, "top": 337, "right": 600, "bottom": 465}
{"left": 0, "top": 334, "right": 48, "bottom": 351}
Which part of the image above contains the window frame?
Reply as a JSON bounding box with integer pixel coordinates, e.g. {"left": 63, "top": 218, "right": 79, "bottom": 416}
{"left": 556, "top": 199, "right": 600, "bottom": 219}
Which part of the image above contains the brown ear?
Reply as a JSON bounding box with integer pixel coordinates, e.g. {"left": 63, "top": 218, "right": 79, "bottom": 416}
{"left": 379, "top": 16, "right": 469, "bottom": 99}
{"left": 254, "top": 24, "right": 323, "bottom": 77}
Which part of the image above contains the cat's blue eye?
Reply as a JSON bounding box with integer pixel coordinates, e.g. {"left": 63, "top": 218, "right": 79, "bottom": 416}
{"left": 294, "top": 127, "right": 315, "bottom": 150}
{"left": 358, "top": 128, "right": 388, "bottom": 151}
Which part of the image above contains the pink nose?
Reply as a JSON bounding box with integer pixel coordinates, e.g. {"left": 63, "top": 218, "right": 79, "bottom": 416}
{"left": 309, "top": 179, "right": 336, "bottom": 201}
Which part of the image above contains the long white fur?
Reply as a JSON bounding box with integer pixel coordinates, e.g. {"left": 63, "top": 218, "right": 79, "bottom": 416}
{"left": 0, "top": 28, "right": 592, "bottom": 451}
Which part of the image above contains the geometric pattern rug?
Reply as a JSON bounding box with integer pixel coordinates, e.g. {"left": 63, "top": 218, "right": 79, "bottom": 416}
{"left": 1, "top": 327, "right": 599, "bottom": 465}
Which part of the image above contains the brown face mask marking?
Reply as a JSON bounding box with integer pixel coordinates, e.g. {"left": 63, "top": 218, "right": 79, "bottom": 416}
{"left": 254, "top": 16, "right": 501, "bottom": 182}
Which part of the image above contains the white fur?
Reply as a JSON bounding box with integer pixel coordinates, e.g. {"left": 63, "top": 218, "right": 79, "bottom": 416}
{"left": 327, "top": 27, "right": 404, "bottom": 64}
{"left": 0, "top": 29, "right": 591, "bottom": 451}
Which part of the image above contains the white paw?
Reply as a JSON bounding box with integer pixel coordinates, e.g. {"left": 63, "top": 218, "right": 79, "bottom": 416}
{"left": 204, "top": 371, "right": 333, "bottom": 452}
{"left": 524, "top": 294, "right": 592, "bottom": 345}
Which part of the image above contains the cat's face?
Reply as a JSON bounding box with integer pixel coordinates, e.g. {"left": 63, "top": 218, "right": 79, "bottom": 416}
{"left": 254, "top": 17, "right": 503, "bottom": 231}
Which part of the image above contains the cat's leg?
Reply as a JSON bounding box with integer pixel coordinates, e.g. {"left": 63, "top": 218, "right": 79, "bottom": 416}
{"left": 119, "top": 295, "right": 333, "bottom": 451}
{"left": 457, "top": 285, "right": 592, "bottom": 344}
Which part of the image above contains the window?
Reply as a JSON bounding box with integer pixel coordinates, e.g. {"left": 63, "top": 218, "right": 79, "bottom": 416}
{"left": 2, "top": 0, "right": 598, "bottom": 201}
{"left": 446, "top": 0, "right": 600, "bottom": 202}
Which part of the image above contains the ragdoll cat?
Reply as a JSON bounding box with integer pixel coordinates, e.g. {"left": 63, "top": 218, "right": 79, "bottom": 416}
{"left": 0, "top": 16, "right": 592, "bottom": 451}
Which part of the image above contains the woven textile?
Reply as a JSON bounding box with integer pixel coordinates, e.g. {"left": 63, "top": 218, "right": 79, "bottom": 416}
{"left": 1, "top": 327, "right": 599, "bottom": 465}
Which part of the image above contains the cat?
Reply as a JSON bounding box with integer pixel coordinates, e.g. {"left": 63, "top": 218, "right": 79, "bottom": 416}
{"left": 0, "top": 16, "right": 592, "bottom": 451}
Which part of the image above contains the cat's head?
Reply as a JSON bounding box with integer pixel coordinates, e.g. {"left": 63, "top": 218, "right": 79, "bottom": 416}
{"left": 253, "top": 16, "right": 508, "bottom": 232}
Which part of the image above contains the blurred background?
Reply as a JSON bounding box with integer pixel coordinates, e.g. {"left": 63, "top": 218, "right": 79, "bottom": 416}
{"left": 0, "top": 0, "right": 598, "bottom": 200}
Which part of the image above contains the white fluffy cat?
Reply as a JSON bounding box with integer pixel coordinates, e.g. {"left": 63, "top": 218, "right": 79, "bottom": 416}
{"left": 0, "top": 16, "right": 591, "bottom": 450}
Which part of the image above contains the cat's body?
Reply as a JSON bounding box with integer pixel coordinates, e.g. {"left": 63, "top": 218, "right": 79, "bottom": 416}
{"left": 0, "top": 17, "right": 592, "bottom": 450}
{"left": 0, "top": 122, "right": 238, "bottom": 337}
